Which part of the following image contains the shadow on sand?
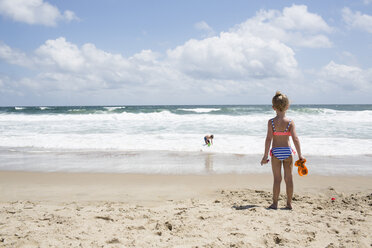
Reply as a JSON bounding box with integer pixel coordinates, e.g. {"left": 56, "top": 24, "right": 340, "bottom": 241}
{"left": 232, "top": 204, "right": 259, "bottom": 210}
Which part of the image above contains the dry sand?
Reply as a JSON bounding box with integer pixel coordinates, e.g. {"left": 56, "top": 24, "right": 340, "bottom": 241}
{"left": 0, "top": 171, "right": 371, "bottom": 247}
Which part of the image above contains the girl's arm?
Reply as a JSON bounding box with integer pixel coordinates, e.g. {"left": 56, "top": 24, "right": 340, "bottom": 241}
{"left": 290, "top": 121, "right": 305, "bottom": 160}
{"left": 261, "top": 120, "right": 273, "bottom": 165}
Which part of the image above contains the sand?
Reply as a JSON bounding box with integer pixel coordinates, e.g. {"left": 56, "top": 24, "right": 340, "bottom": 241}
{"left": 0, "top": 171, "right": 371, "bottom": 247}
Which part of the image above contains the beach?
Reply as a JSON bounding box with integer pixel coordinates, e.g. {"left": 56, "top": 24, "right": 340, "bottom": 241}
{"left": 1, "top": 0, "right": 372, "bottom": 244}
{"left": 1, "top": 171, "right": 371, "bottom": 248}
{"left": 0, "top": 105, "right": 371, "bottom": 247}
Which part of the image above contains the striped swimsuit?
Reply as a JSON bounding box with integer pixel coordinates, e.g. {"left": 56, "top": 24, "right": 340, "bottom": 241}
{"left": 270, "top": 119, "right": 294, "bottom": 161}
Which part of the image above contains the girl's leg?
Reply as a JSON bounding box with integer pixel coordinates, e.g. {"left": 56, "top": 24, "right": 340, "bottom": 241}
{"left": 283, "top": 155, "right": 294, "bottom": 209}
{"left": 270, "top": 156, "right": 282, "bottom": 209}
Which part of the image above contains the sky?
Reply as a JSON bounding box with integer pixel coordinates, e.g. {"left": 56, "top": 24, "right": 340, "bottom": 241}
{"left": 0, "top": 0, "right": 371, "bottom": 106}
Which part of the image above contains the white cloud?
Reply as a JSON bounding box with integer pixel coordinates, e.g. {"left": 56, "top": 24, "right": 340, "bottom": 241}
{"left": 0, "top": 42, "right": 32, "bottom": 67}
{"left": 31, "top": 38, "right": 149, "bottom": 90}
{"left": 234, "top": 5, "right": 333, "bottom": 48}
{"left": 195, "top": 21, "right": 216, "bottom": 37}
{"left": 363, "top": 0, "right": 372, "bottom": 5}
{"left": 35, "top": 38, "right": 85, "bottom": 71}
{"left": 342, "top": 7, "right": 372, "bottom": 33}
{"left": 1, "top": 38, "right": 141, "bottom": 91}
{"left": 317, "top": 61, "right": 372, "bottom": 91}
{"left": 167, "top": 33, "right": 298, "bottom": 80}
{"left": 0, "top": 35, "right": 299, "bottom": 97}
{"left": 166, "top": 4, "right": 333, "bottom": 82}
{"left": 0, "top": 0, "right": 78, "bottom": 26}
{"left": 274, "top": 5, "right": 332, "bottom": 33}
{"left": 0, "top": 5, "right": 339, "bottom": 102}
{"left": 63, "top": 10, "right": 78, "bottom": 22}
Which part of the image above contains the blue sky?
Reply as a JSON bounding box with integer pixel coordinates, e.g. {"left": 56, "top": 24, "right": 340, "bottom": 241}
{"left": 0, "top": 0, "right": 371, "bottom": 106}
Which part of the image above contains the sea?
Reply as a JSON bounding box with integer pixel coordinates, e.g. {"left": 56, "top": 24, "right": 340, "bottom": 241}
{"left": 0, "top": 105, "right": 371, "bottom": 175}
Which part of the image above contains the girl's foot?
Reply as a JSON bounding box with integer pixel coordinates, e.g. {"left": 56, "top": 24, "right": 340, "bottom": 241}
{"left": 268, "top": 204, "right": 277, "bottom": 210}
{"left": 285, "top": 204, "right": 292, "bottom": 210}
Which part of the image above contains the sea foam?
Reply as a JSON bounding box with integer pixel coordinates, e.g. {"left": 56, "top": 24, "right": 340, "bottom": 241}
{"left": 0, "top": 105, "right": 371, "bottom": 157}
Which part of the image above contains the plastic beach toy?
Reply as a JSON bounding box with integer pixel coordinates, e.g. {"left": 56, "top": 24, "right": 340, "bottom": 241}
{"left": 295, "top": 159, "right": 308, "bottom": 176}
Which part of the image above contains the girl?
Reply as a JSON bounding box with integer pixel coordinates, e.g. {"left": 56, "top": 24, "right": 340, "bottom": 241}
{"left": 261, "top": 91, "right": 305, "bottom": 210}
{"left": 204, "top": 134, "right": 214, "bottom": 146}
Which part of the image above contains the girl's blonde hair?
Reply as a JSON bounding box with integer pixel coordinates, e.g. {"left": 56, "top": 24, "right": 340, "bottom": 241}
{"left": 272, "top": 91, "right": 289, "bottom": 112}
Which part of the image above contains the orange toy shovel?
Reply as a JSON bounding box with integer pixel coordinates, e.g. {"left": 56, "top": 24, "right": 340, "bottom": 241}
{"left": 295, "top": 159, "right": 308, "bottom": 176}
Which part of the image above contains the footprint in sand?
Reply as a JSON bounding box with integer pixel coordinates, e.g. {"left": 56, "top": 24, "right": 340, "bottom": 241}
{"left": 263, "top": 233, "right": 288, "bottom": 247}
{"left": 106, "top": 238, "right": 120, "bottom": 244}
{"left": 165, "top": 221, "right": 172, "bottom": 231}
{"left": 95, "top": 216, "right": 114, "bottom": 221}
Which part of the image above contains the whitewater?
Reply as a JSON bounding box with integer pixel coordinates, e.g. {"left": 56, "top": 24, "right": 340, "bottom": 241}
{"left": 0, "top": 105, "right": 371, "bottom": 175}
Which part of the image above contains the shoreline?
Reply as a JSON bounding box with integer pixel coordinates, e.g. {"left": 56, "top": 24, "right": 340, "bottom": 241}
{"left": 1, "top": 147, "right": 371, "bottom": 175}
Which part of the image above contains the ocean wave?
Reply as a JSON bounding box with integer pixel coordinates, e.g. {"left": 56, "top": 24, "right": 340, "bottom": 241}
{"left": 4, "top": 105, "right": 372, "bottom": 116}
{"left": 177, "top": 108, "right": 221, "bottom": 113}
{"left": 0, "top": 134, "right": 371, "bottom": 157}
{"left": 1, "top": 105, "right": 372, "bottom": 146}
{"left": 103, "top": 106, "right": 126, "bottom": 111}
{"left": 68, "top": 108, "right": 87, "bottom": 112}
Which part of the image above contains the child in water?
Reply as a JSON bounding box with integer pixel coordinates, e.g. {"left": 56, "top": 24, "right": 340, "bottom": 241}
{"left": 204, "top": 135, "right": 214, "bottom": 146}
{"left": 261, "top": 91, "right": 305, "bottom": 210}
